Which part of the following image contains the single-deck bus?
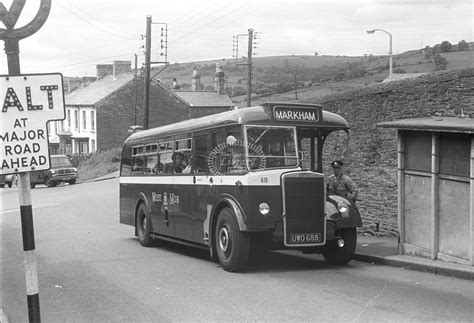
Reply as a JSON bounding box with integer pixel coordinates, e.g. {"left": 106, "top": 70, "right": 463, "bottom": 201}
{"left": 120, "top": 103, "right": 362, "bottom": 272}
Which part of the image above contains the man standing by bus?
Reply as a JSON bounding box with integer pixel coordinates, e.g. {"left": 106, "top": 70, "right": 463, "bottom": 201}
{"left": 327, "top": 160, "right": 358, "bottom": 203}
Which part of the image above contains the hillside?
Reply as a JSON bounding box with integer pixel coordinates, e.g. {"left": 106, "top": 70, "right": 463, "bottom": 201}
{"left": 151, "top": 42, "right": 474, "bottom": 106}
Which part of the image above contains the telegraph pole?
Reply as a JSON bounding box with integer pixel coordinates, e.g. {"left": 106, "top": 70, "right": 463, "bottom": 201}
{"left": 294, "top": 74, "right": 298, "bottom": 100}
{"left": 246, "top": 28, "right": 253, "bottom": 107}
{"left": 134, "top": 53, "right": 138, "bottom": 125}
{"left": 143, "top": 15, "right": 152, "bottom": 130}
{"left": 234, "top": 29, "right": 257, "bottom": 107}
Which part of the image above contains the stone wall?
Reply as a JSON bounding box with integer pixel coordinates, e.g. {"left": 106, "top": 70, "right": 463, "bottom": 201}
{"left": 317, "top": 67, "right": 474, "bottom": 236}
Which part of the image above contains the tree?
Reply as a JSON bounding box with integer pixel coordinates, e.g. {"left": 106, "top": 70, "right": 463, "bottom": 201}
{"left": 439, "top": 41, "right": 452, "bottom": 52}
{"left": 458, "top": 40, "right": 469, "bottom": 51}
{"left": 433, "top": 54, "right": 448, "bottom": 70}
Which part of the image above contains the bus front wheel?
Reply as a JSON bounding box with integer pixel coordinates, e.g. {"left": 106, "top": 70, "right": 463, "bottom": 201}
{"left": 137, "top": 203, "right": 153, "bottom": 247}
{"left": 215, "top": 207, "right": 250, "bottom": 272}
{"left": 322, "top": 227, "right": 357, "bottom": 265}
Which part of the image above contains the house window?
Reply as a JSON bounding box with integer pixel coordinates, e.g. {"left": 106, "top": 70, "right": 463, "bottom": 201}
{"left": 91, "top": 139, "right": 96, "bottom": 152}
{"left": 83, "top": 111, "right": 87, "bottom": 130}
{"left": 91, "top": 111, "right": 95, "bottom": 131}
{"left": 67, "top": 110, "right": 71, "bottom": 128}
{"left": 74, "top": 110, "right": 79, "bottom": 129}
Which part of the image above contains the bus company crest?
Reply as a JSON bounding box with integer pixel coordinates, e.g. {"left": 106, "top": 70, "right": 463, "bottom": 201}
{"left": 0, "top": 74, "right": 65, "bottom": 174}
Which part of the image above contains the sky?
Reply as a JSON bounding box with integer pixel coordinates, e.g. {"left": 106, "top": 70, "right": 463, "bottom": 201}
{"left": 0, "top": 0, "right": 472, "bottom": 77}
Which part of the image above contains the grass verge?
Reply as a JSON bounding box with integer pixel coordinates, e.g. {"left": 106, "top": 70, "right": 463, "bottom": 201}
{"left": 77, "top": 148, "right": 121, "bottom": 181}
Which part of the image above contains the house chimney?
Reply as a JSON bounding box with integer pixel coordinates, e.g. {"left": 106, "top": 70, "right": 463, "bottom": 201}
{"left": 191, "top": 67, "right": 201, "bottom": 91}
{"left": 214, "top": 63, "right": 225, "bottom": 94}
{"left": 96, "top": 64, "right": 113, "bottom": 79}
{"left": 113, "top": 60, "right": 132, "bottom": 77}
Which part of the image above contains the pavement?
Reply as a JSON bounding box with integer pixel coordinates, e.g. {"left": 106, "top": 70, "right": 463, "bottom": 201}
{"left": 84, "top": 171, "right": 474, "bottom": 281}
{"left": 355, "top": 235, "right": 474, "bottom": 281}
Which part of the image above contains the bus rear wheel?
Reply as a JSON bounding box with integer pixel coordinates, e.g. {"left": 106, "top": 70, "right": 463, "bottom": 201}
{"left": 215, "top": 207, "right": 250, "bottom": 272}
{"left": 137, "top": 203, "right": 153, "bottom": 247}
{"left": 322, "top": 227, "right": 357, "bottom": 265}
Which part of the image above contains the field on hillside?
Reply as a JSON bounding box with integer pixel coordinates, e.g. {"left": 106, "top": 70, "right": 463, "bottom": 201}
{"left": 151, "top": 44, "right": 474, "bottom": 105}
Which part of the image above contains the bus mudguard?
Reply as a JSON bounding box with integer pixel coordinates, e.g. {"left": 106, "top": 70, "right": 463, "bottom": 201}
{"left": 210, "top": 195, "right": 248, "bottom": 233}
{"left": 326, "top": 195, "right": 362, "bottom": 228}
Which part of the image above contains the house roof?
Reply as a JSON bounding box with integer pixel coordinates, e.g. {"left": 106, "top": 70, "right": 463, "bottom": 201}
{"left": 65, "top": 73, "right": 233, "bottom": 108}
{"left": 65, "top": 73, "right": 135, "bottom": 106}
{"left": 377, "top": 117, "right": 474, "bottom": 134}
{"left": 171, "top": 90, "right": 234, "bottom": 108}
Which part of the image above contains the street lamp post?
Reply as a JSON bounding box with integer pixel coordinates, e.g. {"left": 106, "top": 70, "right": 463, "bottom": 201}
{"left": 367, "top": 29, "right": 392, "bottom": 81}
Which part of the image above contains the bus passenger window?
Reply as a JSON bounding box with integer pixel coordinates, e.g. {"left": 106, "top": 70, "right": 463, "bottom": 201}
{"left": 120, "top": 145, "right": 132, "bottom": 176}
{"left": 131, "top": 146, "right": 145, "bottom": 174}
{"left": 143, "top": 144, "right": 158, "bottom": 174}
{"left": 193, "top": 135, "right": 209, "bottom": 174}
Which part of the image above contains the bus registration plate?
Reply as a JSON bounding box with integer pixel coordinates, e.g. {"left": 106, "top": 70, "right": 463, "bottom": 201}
{"left": 289, "top": 233, "right": 321, "bottom": 244}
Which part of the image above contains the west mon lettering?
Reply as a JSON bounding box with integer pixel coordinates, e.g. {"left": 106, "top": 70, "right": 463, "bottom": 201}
{"left": 274, "top": 107, "right": 319, "bottom": 122}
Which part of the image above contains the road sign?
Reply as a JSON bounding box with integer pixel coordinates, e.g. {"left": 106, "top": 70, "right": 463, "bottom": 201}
{"left": 1, "top": 73, "right": 65, "bottom": 175}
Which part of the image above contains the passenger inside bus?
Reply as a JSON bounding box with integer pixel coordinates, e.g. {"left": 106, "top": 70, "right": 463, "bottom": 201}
{"left": 153, "top": 162, "right": 164, "bottom": 174}
{"left": 171, "top": 152, "right": 187, "bottom": 174}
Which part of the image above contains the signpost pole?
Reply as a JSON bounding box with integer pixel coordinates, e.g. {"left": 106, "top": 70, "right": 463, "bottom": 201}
{"left": 1, "top": 1, "right": 52, "bottom": 321}
{"left": 5, "top": 33, "right": 42, "bottom": 323}
{"left": 4, "top": 42, "right": 41, "bottom": 323}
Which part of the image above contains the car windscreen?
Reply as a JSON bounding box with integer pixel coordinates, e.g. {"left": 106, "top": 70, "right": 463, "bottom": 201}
{"left": 51, "top": 157, "right": 72, "bottom": 166}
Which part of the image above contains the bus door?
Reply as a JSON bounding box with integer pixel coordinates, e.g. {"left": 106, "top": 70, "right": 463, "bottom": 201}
{"left": 189, "top": 134, "right": 214, "bottom": 245}
{"left": 169, "top": 138, "right": 194, "bottom": 242}
{"left": 150, "top": 140, "right": 175, "bottom": 237}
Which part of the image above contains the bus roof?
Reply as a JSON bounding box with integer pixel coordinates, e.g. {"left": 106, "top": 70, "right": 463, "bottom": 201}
{"left": 125, "top": 103, "right": 349, "bottom": 145}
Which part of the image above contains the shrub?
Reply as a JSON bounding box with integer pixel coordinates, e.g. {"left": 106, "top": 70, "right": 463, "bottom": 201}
{"left": 433, "top": 54, "right": 448, "bottom": 70}
{"left": 77, "top": 148, "right": 122, "bottom": 180}
{"left": 393, "top": 67, "right": 406, "bottom": 73}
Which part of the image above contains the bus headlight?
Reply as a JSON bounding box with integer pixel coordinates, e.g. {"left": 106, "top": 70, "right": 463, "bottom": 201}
{"left": 259, "top": 203, "right": 270, "bottom": 215}
{"left": 337, "top": 201, "right": 349, "bottom": 217}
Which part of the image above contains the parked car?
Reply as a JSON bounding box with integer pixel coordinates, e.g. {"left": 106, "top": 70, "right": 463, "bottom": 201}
{"left": 0, "top": 174, "right": 15, "bottom": 188}
{"left": 30, "top": 155, "right": 79, "bottom": 188}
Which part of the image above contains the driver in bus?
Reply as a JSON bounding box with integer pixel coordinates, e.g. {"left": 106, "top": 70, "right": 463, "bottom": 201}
{"left": 326, "top": 160, "right": 358, "bottom": 203}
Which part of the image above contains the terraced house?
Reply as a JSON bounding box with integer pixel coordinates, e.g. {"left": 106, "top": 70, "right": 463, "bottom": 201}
{"left": 48, "top": 61, "right": 234, "bottom": 155}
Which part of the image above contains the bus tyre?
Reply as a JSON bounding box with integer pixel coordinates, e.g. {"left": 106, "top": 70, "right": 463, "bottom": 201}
{"left": 137, "top": 203, "right": 153, "bottom": 247}
{"left": 322, "top": 227, "right": 357, "bottom": 265}
{"left": 215, "top": 208, "right": 250, "bottom": 272}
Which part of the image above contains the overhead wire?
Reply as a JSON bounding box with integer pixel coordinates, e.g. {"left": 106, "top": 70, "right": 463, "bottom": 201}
{"left": 56, "top": 2, "right": 139, "bottom": 40}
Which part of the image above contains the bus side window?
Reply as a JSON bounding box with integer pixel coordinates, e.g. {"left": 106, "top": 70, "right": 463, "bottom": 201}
{"left": 193, "top": 135, "right": 209, "bottom": 174}
{"left": 131, "top": 146, "right": 145, "bottom": 174}
{"left": 121, "top": 145, "right": 132, "bottom": 176}
{"left": 144, "top": 144, "right": 158, "bottom": 174}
